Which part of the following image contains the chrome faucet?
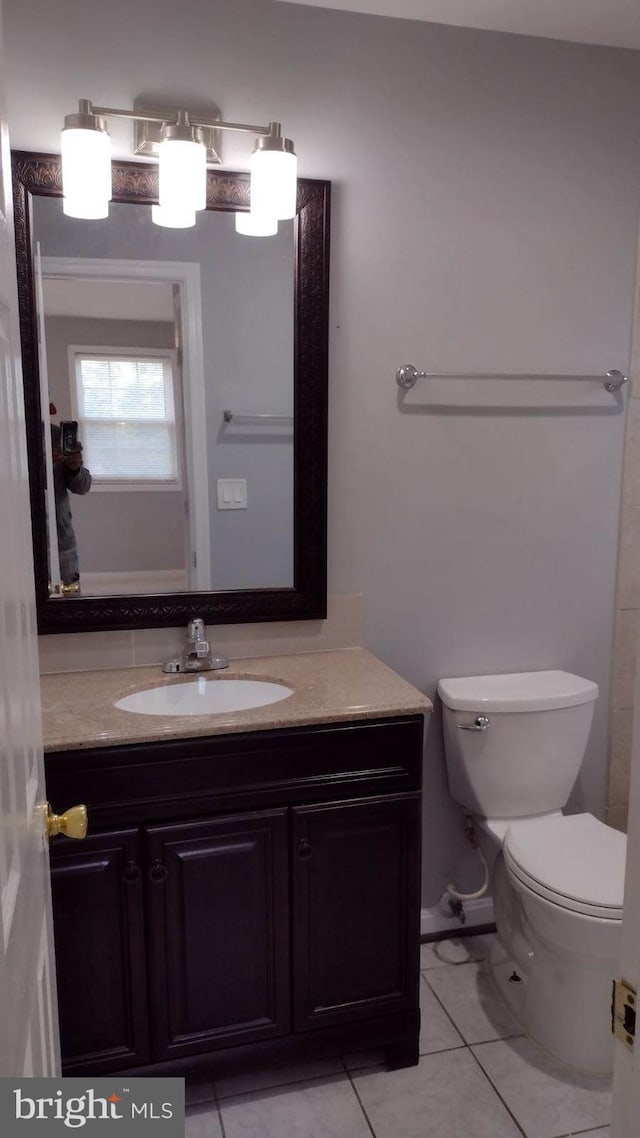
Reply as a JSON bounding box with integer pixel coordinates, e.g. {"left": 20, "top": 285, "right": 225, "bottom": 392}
{"left": 162, "top": 617, "right": 229, "bottom": 674}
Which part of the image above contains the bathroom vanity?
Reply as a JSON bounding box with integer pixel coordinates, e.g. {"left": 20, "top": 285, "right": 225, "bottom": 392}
{"left": 41, "top": 649, "right": 430, "bottom": 1079}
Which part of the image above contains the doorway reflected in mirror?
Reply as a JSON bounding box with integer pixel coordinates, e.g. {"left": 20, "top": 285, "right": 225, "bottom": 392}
{"left": 33, "top": 195, "right": 294, "bottom": 600}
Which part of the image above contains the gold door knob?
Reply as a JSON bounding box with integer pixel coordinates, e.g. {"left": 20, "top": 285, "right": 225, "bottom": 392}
{"left": 45, "top": 802, "right": 88, "bottom": 841}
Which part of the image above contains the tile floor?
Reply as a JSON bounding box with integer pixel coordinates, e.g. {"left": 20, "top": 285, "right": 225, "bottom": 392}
{"left": 185, "top": 932, "right": 612, "bottom": 1138}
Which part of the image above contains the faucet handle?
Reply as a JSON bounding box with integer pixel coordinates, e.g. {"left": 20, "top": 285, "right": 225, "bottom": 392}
{"left": 187, "top": 617, "right": 206, "bottom": 640}
{"left": 188, "top": 617, "right": 215, "bottom": 659}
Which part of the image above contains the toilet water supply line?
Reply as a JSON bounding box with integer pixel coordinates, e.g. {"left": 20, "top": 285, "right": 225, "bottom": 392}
{"left": 446, "top": 815, "right": 490, "bottom": 902}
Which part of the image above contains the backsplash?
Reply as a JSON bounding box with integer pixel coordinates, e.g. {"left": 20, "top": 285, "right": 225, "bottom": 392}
{"left": 38, "top": 594, "right": 363, "bottom": 674}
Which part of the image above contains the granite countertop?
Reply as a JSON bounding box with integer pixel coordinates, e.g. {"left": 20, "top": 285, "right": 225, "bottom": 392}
{"left": 41, "top": 647, "right": 432, "bottom": 752}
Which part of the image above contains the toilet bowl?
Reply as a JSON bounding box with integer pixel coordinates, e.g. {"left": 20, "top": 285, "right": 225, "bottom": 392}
{"left": 438, "top": 670, "right": 626, "bottom": 1074}
{"left": 482, "top": 812, "right": 624, "bottom": 1072}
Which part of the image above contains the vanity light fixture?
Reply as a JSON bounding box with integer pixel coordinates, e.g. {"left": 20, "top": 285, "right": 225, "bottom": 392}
{"left": 234, "top": 211, "right": 278, "bottom": 237}
{"left": 250, "top": 133, "right": 297, "bottom": 221}
{"left": 151, "top": 204, "right": 197, "bottom": 229}
{"left": 60, "top": 100, "right": 297, "bottom": 230}
{"left": 61, "top": 100, "right": 112, "bottom": 219}
{"left": 158, "top": 112, "right": 207, "bottom": 215}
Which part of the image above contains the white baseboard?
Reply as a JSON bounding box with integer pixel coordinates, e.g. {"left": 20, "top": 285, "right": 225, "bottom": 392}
{"left": 81, "top": 569, "right": 188, "bottom": 596}
{"left": 421, "top": 896, "right": 495, "bottom": 938}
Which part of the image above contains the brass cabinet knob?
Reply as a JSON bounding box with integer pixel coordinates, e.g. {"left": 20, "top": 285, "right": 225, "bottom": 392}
{"left": 45, "top": 802, "right": 88, "bottom": 841}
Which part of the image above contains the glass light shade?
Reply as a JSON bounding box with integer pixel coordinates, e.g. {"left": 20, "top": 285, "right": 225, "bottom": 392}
{"left": 159, "top": 138, "right": 206, "bottom": 213}
{"left": 250, "top": 149, "right": 297, "bottom": 221}
{"left": 151, "top": 203, "right": 196, "bottom": 229}
{"left": 62, "top": 197, "right": 109, "bottom": 220}
{"left": 61, "top": 127, "right": 111, "bottom": 210}
{"left": 235, "top": 211, "right": 278, "bottom": 237}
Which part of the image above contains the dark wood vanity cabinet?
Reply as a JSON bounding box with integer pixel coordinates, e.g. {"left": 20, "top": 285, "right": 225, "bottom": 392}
{"left": 50, "top": 828, "right": 149, "bottom": 1073}
{"left": 292, "top": 795, "right": 420, "bottom": 1031}
{"left": 145, "top": 810, "right": 291, "bottom": 1060}
{"left": 46, "top": 716, "right": 423, "bottom": 1079}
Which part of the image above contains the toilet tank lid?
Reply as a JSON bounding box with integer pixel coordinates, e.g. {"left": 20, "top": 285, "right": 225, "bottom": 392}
{"left": 437, "top": 670, "right": 598, "bottom": 712}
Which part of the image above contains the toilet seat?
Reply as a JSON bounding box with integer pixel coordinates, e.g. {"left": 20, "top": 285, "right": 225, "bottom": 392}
{"left": 503, "top": 813, "right": 625, "bottom": 920}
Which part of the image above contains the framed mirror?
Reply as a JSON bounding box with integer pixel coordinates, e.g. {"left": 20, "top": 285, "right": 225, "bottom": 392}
{"left": 12, "top": 152, "right": 330, "bottom": 633}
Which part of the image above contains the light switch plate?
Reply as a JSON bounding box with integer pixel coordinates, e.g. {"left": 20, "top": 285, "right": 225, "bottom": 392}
{"left": 217, "top": 478, "right": 247, "bottom": 510}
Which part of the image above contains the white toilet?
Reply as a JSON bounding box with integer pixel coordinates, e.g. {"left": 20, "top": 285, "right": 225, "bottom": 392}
{"left": 438, "top": 669, "right": 626, "bottom": 1074}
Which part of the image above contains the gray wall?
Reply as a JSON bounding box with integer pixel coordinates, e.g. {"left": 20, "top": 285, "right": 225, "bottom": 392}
{"left": 7, "top": 0, "right": 640, "bottom": 905}
{"left": 33, "top": 195, "right": 294, "bottom": 591}
{"left": 44, "top": 314, "right": 184, "bottom": 574}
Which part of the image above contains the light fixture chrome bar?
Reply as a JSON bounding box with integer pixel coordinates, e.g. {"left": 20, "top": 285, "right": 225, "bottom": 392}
{"left": 90, "top": 104, "right": 172, "bottom": 124}
{"left": 197, "top": 118, "right": 274, "bottom": 136}
{"left": 396, "top": 363, "right": 628, "bottom": 394}
{"left": 87, "top": 100, "right": 273, "bottom": 138}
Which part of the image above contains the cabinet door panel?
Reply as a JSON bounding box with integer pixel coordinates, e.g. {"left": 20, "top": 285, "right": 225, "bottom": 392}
{"left": 292, "top": 793, "right": 421, "bottom": 1030}
{"left": 146, "top": 809, "right": 289, "bottom": 1060}
{"left": 50, "top": 828, "right": 149, "bottom": 1073}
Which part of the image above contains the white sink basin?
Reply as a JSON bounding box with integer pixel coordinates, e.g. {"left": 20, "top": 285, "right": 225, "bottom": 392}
{"left": 115, "top": 677, "right": 293, "bottom": 717}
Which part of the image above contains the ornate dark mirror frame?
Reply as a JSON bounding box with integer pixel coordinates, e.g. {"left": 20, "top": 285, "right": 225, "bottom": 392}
{"left": 12, "top": 152, "right": 329, "bottom": 634}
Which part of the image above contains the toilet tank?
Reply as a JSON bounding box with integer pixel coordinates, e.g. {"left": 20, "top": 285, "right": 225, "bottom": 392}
{"left": 438, "top": 671, "right": 598, "bottom": 819}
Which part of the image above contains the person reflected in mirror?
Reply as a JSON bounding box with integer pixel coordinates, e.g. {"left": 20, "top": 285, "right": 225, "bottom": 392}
{"left": 50, "top": 416, "right": 92, "bottom": 594}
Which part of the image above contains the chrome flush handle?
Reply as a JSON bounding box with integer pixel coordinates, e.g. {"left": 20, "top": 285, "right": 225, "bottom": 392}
{"left": 457, "top": 715, "right": 491, "bottom": 732}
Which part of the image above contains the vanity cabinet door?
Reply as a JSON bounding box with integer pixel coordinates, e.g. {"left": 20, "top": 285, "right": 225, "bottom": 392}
{"left": 50, "top": 828, "right": 150, "bottom": 1073}
{"left": 292, "top": 793, "right": 422, "bottom": 1031}
{"left": 145, "top": 808, "right": 290, "bottom": 1061}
